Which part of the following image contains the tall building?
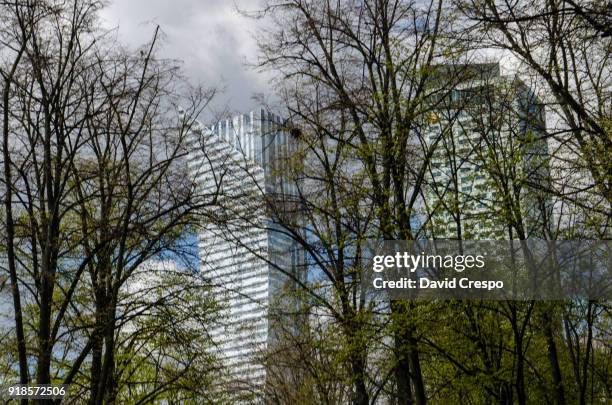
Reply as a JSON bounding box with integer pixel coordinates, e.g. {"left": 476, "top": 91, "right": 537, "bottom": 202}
{"left": 424, "top": 63, "right": 551, "bottom": 239}
{"left": 187, "top": 109, "right": 304, "bottom": 400}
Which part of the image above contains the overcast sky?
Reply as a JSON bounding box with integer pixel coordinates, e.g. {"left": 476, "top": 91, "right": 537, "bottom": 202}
{"left": 99, "top": 0, "right": 270, "bottom": 116}
{"left": 97, "top": 1, "right": 525, "bottom": 123}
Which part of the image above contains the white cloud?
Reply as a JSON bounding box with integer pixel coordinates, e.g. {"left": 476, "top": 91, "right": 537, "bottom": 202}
{"left": 99, "top": 0, "right": 271, "bottom": 114}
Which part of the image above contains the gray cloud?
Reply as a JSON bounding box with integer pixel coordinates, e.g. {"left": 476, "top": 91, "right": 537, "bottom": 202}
{"left": 99, "top": 0, "right": 271, "bottom": 115}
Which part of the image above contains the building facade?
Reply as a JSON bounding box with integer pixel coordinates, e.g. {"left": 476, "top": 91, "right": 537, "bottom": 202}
{"left": 188, "top": 109, "right": 304, "bottom": 399}
{"left": 424, "top": 64, "right": 551, "bottom": 239}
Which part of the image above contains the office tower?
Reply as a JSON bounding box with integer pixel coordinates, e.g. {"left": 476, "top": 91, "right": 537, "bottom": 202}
{"left": 424, "top": 63, "right": 551, "bottom": 239}
{"left": 187, "top": 109, "right": 304, "bottom": 399}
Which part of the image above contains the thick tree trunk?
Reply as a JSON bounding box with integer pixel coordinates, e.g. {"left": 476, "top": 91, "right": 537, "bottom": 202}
{"left": 392, "top": 301, "right": 426, "bottom": 405}
{"left": 542, "top": 308, "right": 566, "bottom": 405}
{"left": 510, "top": 304, "right": 526, "bottom": 405}
{"left": 350, "top": 351, "right": 369, "bottom": 405}
{"left": 341, "top": 300, "right": 370, "bottom": 405}
{"left": 394, "top": 339, "right": 413, "bottom": 405}
{"left": 89, "top": 293, "right": 105, "bottom": 405}
{"left": 95, "top": 295, "right": 118, "bottom": 405}
{"left": 3, "top": 66, "right": 30, "bottom": 403}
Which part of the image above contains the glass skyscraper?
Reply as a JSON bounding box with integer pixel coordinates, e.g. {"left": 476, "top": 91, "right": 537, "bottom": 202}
{"left": 188, "top": 109, "right": 304, "bottom": 400}
{"left": 424, "top": 64, "right": 551, "bottom": 239}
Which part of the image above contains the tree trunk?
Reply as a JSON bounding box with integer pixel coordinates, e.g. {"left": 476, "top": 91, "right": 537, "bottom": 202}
{"left": 3, "top": 64, "right": 30, "bottom": 403}
{"left": 392, "top": 300, "right": 426, "bottom": 405}
{"left": 542, "top": 308, "right": 566, "bottom": 405}
{"left": 350, "top": 351, "right": 369, "bottom": 405}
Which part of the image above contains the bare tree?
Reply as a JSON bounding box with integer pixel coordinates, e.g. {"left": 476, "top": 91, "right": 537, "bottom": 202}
{"left": 0, "top": 1, "right": 222, "bottom": 403}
